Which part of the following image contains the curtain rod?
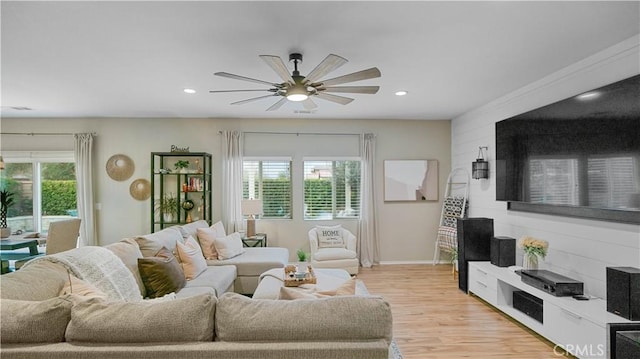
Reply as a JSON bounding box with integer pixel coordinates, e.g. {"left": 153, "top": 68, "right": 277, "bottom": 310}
{"left": 0, "top": 132, "right": 97, "bottom": 136}
{"left": 219, "top": 130, "right": 361, "bottom": 136}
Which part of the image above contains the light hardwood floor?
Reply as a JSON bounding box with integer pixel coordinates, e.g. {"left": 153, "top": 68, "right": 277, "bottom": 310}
{"left": 358, "top": 264, "right": 574, "bottom": 359}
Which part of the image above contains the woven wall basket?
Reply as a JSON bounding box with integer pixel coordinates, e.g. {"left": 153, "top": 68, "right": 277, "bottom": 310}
{"left": 106, "top": 154, "right": 135, "bottom": 181}
{"left": 129, "top": 178, "right": 151, "bottom": 201}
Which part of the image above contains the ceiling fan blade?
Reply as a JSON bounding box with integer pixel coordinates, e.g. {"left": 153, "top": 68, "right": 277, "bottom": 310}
{"left": 317, "top": 67, "right": 381, "bottom": 87}
{"left": 209, "top": 89, "right": 274, "bottom": 93}
{"left": 259, "top": 55, "right": 295, "bottom": 84}
{"left": 266, "top": 97, "right": 288, "bottom": 111}
{"left": 215, "top": 72, "right": 277, "bottom": 87}
{"left": 302, "top": 98, "right": 318, "bottom": 110}
{"left": 315, "top": 92, "right": 354, "bottom": 105}
{"left": 230, "top": 94, "right": 278, "bottom": 106}
{"left": 322, "top": 86, "right": 379, "bottom": 94}
{"left": 304, "top": 54, "right": 348, "bottom": 84}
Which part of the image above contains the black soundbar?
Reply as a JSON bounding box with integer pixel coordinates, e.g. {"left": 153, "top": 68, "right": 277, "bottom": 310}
{"left": 520, "top": 270, "right": 584, "bottom": 297}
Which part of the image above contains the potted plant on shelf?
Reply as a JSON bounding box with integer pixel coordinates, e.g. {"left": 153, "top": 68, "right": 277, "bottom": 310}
{"left": 0, "top": 190, "right": 14, "bottom": 238}
{"left": 174, "top": 160, "right": 190, "bottom": 173}
{"left": 155, "top": 193, "right": 178, "bottom": 223}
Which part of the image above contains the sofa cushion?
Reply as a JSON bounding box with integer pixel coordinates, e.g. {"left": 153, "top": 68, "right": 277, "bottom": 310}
{"left": 278, "top": 277, "right": 357, "bottom": 300}
{"left": 179, "top": 220, "right": 210, "bottom": 238}
{"left": 104, "top": 238, "right": 146, "bottom": 297}
{"left": 196, "top": 221, "right": 226, "bottom": 260}
{"left": 313, "top": 247, "right": 357, "bottom": 261}
{"left": 138, "top": 247, "right": 186, "bottom": 298}
{"left": 0, "top": 260, "right": 69, "bottom": 300}
{"left": 65, "top": 293, "right": 215, "bottom": 343}
{"left": 315, "top": 225, "right": 345, "bottom": 248}
{"left": 135, "top": 227, "right": 183, "bottom": 260}
{"left": 183, "top": 265, "right": 236, "bottom": 297}
{"left": 206, "top": 247, "right": 288, "bottom": 277}
{"left": 1, "top": 296, "right": 73, "bottom": 343}
{"left": 212, "top": 232, "right": 245, "bottom": 260}
{"left": 216, "top": 292, "right": 392, "bottom": 342}
{"left": 176, "top": 235, "right": 207, "bottom": 280}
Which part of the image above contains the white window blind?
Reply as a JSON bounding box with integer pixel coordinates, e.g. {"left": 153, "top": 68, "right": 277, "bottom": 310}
{"left": 243, "top": 160, "right": 291, "bottom": 219}
{"left": 303, "top": 160, "right": 361, "bottom": 220}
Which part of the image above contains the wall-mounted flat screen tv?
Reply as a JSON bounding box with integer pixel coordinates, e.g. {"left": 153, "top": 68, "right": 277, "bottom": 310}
{"left": 496, "top": 74, "right": 640, "bottom": 224}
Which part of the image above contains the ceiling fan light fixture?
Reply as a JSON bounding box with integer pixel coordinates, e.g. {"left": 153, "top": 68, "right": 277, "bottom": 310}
{"left": 286, "top": 86, "right": 308, "bottom": 102}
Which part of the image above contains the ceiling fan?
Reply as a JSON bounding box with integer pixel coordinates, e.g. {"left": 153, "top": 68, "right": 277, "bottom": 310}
{"left": 209, "top": 53, "right": 381, "bottom": 111}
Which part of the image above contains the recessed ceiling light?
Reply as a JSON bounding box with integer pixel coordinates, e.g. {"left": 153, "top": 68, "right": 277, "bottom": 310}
{"left": 395, "top": 90, "right": 408, "bottom": 96}
{"left": 183, "top": 88, "right": 196, "bottom": 94}
{"left": 576, "top": 91, "right": 600, "bottom": 101}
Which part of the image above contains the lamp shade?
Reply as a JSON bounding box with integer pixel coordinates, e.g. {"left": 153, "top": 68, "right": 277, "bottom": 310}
{"left": 241, "top": 199, "right": 263, "bottom": 216}
{"left": 472, "top": 159, "right": 489, "bottom": 179}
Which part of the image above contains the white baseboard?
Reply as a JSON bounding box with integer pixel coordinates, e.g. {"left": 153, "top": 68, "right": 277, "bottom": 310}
{"left": 377, "top": 260, "right": 450, "bottom": 265}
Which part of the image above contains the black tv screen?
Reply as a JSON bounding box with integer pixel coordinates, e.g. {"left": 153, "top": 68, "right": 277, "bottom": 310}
{"left": 496, "top": 75, "right": 640, "bottom": 224}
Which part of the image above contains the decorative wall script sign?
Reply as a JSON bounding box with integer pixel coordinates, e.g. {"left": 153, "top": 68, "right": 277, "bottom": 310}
{"left": 170, "top": 145, "right": 190, "bottom": 153}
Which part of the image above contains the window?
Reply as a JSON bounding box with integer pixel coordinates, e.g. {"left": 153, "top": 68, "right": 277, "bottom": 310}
{"left": 1, "top": 152, "right": 77, "bottom": 233}
{"left": 243, "top": 159, "right": 291, "bottom": 219}
{"left": 303, "top": 159, "right": 361, "bottom": 220}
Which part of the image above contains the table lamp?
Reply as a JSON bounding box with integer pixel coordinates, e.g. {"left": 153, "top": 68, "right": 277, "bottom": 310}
{"left": 241, "top": 199, "right": 263, "bottom": 237}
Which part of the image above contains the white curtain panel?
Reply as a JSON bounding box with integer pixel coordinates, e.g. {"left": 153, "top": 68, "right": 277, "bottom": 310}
{"left": 358, "top": 133, "right": 380, "bottom": 267}
{"left": 74, "top": 133, "right": 96, "bottom": 246}
{"left": 221, "top": 131, "right": 244, "bottom": 233}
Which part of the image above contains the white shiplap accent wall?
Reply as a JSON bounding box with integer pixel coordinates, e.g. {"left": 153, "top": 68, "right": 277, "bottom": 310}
{"left": 451, "top": 35, "right": 640, "bottom": 299}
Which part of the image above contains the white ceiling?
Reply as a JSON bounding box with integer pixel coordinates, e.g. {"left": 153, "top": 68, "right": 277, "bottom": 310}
{"left": 1, "top": 1, "right": 639, "bottom": 120}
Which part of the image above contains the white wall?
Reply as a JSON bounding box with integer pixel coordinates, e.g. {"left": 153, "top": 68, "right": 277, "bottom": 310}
{"left": 0, "top": 117, "right": 450, "bottom": 262}
{"left": 451, "top": 35, "right": 640, "bottom": 299}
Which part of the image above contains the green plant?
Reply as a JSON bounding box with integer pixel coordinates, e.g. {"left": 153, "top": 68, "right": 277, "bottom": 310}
{"left": 174, "top": 160, "right": 190, "bottom": 170}
{"left": 296, "top": 249, "right": 309, "bottom": 262}
{"left": 155, "top": 193, "right": 178, "bottom": 219}
{"left": 449, "top": 248, "right": 458, "bottom": 263}
{"left": 0, "top": 190, "right": 15, "bottom": 228}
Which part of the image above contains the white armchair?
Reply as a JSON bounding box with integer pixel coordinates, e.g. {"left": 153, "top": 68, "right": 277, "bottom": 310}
{"left": 308, "top": 227, "right": 359, "bottom": 275}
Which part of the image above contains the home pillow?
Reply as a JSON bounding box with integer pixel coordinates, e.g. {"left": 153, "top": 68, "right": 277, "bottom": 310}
{"left": 138, "top": 247, "right": 186, "bottom": 298}
{"left": 176, "top": 235, "right": 207, "bottom": 280}
{"left": 1, "top": 296, "right": 73, "bottom": 343}
{"left": 213, "top": 232, "right": 245, "bottom": 260}
{"left": 278, "top": 278, "right": 357, "bottom": 300}
{"left": 196, "top": 221, "right": 226, "bottom": 260}
{"left": 65, "top": 293, "right": 215, "bottom": 343}
{"left": 316, "top": 225, "right": 344, "bottom": 248}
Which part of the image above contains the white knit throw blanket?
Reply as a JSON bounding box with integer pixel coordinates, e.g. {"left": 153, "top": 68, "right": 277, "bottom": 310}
{"left": 22, "top": 246, "right": 142, "bottom": 302}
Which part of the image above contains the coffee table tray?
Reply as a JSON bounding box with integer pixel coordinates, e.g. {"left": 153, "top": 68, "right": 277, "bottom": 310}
{"left": 284, "top": 266, "right": 317, "bottom": 287}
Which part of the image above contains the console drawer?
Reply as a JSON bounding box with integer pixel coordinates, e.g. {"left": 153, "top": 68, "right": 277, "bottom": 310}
{"left": 469, "top": 265, "right": 498, "bottom": 290}
{"left": 544, "top": 302, "right": 606, "bottom": 358}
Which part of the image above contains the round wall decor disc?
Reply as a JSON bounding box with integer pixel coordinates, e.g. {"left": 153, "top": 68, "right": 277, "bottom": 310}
{"left": 130, "top": 178, "right": 151, "bottom": 201}
{"left": 106, "top": 154, "right": 135, "bottom": 181}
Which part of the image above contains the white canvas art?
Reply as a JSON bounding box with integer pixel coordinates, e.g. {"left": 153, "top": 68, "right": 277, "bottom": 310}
{"left": 384, "top": 160, "right": 438, "bottom": 201}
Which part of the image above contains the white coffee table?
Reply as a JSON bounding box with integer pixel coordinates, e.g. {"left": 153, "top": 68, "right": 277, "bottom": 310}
{"left": 253, "top": 267, "right": 353, "bottom": 299}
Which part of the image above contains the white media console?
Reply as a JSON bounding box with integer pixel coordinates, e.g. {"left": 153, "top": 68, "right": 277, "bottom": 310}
{"left": 468, "top": 261, "right": 632, "bottom": 359}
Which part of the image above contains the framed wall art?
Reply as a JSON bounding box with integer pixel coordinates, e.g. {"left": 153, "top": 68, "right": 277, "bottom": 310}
{"left": 383, "top": 159, "right": 438, "bottom": 202}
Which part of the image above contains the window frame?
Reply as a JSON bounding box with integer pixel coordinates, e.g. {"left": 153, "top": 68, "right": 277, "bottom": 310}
{"left": 1, "top": 151, "right": 75, "bottom": 232}
{"left": 242, "top": 157, "right": 292, "bottom": 220}
{"left": 302, "top": 157, "right": 361, "bottom": 221}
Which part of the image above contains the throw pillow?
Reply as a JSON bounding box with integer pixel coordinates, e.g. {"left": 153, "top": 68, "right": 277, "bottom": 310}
{"left": 176, "top": 235, "right": 207, "bottom": 280}
{"left": 278, "top": 278, "right": 357, "bottom": 300}
{"left": 316, "top": 225, "right": 345, "bottom": 248}
{"left": 135, "top": 227, "right": 183, "bottom": 260}
{"left": 138, "top": 247, "right": 186, "bottom": 298}
{"left": 1, "top": 296, "right": 73, "bottom": 343}
{"left": 59, "top": 275, "right": 109, "bottom": 301}
{"left": 65, "top": 293, "right": 215, "bottom": 343}
{"left": 212, "top": 232, "right": 245, "bottom": 260}
{"left": 104, "top": 238, "right": 147, "bottom": 297}
{"left": 196, "top": 221, "right": 226, "bottom": 260}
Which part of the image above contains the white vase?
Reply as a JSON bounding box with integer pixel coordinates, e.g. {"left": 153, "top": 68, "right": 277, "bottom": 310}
{"left": 163, "top": 213, "right": 174, "bottom": 223}
{"left": 523, "top": 253, "right": 539, "bottom": 270}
